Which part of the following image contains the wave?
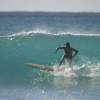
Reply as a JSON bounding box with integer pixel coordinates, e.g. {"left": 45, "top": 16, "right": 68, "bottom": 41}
{"left": 0, "top": 29, "right": 100, "bottom": 39}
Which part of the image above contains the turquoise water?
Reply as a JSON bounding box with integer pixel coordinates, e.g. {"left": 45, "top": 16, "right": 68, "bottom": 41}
{"left": 0, "top": 34, "right": 100, "bottom": 100}
{"left": 0, "top": 12, "right": 100, "bottom": 100}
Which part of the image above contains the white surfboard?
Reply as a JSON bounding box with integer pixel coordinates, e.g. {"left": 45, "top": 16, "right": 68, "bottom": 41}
{"left": 25, "top": 63, "right": 54, "bottom": 72}
{"left": 25, "top": 63, "right": 77, "bottom": 77}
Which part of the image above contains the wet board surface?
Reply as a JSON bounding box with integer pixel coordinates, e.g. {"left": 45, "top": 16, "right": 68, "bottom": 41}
{"left": 25, "top": 63, "right": 54, "bottom": 72}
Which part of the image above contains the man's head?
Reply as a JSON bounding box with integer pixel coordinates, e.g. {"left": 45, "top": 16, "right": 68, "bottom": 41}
{"left": 66, "top": 42, "right": 70, "bottom": 47}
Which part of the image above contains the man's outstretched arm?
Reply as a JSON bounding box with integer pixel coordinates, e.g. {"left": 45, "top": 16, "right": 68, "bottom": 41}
{"left": 56, "top": 47, "right": 64, "bottom": 53}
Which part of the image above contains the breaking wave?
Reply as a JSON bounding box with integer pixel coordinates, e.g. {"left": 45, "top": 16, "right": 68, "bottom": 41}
{"left": 0, "top": 29, "right": 100, "bottom": 39}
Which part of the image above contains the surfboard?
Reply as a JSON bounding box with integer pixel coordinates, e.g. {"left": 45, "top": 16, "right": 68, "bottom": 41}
{"left": 25, "top": 63, "right": 54, "bottom": 72}
{"left": 25, "top": 63, "right": 77, "bottom": 77}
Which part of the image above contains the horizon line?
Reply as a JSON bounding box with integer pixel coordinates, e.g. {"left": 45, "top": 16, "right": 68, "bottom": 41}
{"left": 0, "top": 10, "right": 100, "bottom": 13}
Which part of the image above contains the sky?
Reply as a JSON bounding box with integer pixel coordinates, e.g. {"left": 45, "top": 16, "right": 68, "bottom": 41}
{"left": 0, "top": 0, "right": 100, "bottom": 12}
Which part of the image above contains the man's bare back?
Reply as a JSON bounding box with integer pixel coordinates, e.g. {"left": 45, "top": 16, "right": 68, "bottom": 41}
{"left": 56, "top": 42, "right": 78, "bottom": 66}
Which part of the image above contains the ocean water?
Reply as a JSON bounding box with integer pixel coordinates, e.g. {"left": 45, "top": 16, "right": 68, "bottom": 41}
{"left": 0, "top": 12, "right": 100, "bottom": 100}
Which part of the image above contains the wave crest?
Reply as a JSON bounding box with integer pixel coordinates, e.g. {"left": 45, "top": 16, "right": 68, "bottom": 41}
{"left": 1, "top": 29, "right": 100, "bottom": 39}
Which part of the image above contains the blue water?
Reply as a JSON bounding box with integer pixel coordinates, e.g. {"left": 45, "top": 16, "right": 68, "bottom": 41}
{"left": 0, "top": 12, "right": 100, "bottom": 100}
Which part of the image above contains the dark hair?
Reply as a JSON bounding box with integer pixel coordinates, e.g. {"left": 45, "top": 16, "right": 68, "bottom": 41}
{"left": 66, "top": 42, "right": 70, "bottom": 46}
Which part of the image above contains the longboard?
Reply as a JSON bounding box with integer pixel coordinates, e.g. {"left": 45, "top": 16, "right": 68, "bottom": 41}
{"left": 25, "top": 63, "right": 77, "bottom": 77}
{"left": 25, "top": 63, "right": 54, "bottom": 72}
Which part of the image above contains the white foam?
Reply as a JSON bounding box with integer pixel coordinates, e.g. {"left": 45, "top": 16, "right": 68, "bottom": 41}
{"left": 0, "top": 29, "right": 100, "bottom": 38}
{"left": 50, "top": 61, "right": 100, "bottom": 78}
{"left": 50, "top": 65, "right": 77, "bottom": 77}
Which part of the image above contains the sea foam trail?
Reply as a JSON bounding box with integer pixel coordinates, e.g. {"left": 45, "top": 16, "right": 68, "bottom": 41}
{"left": 50, "top": 62, "right": 100, "bottom": 78}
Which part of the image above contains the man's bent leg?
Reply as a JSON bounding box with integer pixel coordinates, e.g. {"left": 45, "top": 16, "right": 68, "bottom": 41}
{"left": 59, "top": 55, "right": 65, "bottom": 66}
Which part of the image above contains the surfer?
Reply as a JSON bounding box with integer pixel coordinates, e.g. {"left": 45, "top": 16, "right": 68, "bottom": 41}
{"left": 56, "top": 42, "right": 78, "bottom": 66}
